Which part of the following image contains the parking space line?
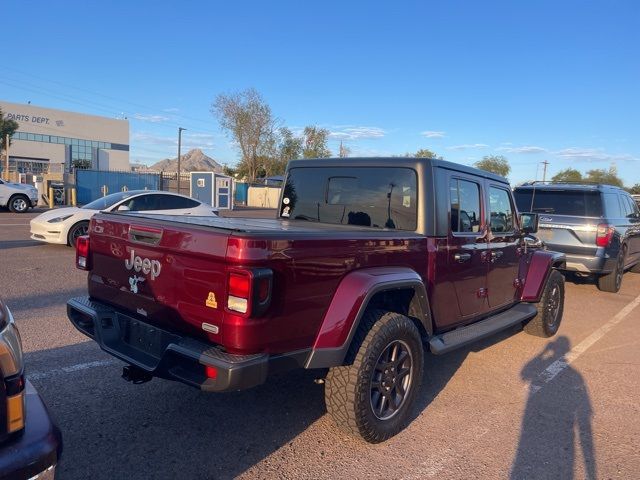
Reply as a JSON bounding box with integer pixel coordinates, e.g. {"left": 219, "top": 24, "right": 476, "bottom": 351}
{"left": 27, "top": 359, "right": 119, "bottom": 381}
{"left": 0, "top": 223, "right": 30, "bottom": 226}
{"left": 531, "top": 292, "right": 640, "bottom": 395}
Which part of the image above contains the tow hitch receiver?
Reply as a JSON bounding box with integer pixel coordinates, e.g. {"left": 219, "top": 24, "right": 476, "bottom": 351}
{"left": 122, "top": 365, "right": 153, "bottom": 384}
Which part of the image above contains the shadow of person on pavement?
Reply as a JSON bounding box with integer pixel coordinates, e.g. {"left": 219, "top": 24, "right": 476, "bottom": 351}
{"left": 511, "top": 336, "right": 596, "bottom": 480}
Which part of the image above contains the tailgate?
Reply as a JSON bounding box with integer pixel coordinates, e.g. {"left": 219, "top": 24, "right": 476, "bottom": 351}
{"left": 536, "top": 214, "right": 600, "bottom": 256}
{"left": 87, "top": 214, "right": 231, "bottom": 340}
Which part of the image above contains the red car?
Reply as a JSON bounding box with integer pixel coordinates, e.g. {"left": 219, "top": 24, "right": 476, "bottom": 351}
{"left": 68, "top": 158, "right": 565, "bottom": 442}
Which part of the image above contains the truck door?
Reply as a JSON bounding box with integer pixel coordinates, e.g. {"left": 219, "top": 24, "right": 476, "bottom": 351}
{"left": 486, "top": 185, "right": 520, "bottom": 309}
{"left": 442, "top": 175, "right": 489, "bottom": 328}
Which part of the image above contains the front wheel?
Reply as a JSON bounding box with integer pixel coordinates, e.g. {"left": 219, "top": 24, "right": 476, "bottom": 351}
{"left": 324, "top": 310, "right": 424, "bottom": 443}
{"left": 67, "top": 221, "right": 89, "bottom": 246}
{"left": 8, "top": 195, "right": 30, "bottom": 213}
{"left": 524, "top": 270, "right": 564, "bottom": 338}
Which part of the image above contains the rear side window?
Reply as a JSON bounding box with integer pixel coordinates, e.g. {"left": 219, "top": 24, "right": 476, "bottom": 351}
{"left": 603, "top": 193, "right": 623, "bottom": 218}
{"left": 620, "top": 195, "right": 638, "bottom": 218}
{"left": 514, "top": 190, "right": 603, "bottom": 217}
{"left": 450, "top": 179, "right": 481, "bottom": 233}
{"left": 489, "top": 187, "right": 515, "bottom": 233}
{"left": 281, "top": 167, "right": 417, "bottom": 230}
{"left": 155, "top": 195, "right": 200, "bottom": 210}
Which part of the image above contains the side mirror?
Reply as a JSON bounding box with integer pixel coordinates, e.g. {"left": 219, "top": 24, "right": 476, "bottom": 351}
{"left": 520, "top": 212, "right": 538, "bottom": 234}
{"left": 117, "top": 204, "right": 131, "bottom": 212}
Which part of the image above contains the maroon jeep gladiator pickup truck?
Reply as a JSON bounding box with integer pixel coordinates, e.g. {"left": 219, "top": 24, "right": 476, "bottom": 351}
{"left": 68, "top": 158, "right": 565, "bottom": 442}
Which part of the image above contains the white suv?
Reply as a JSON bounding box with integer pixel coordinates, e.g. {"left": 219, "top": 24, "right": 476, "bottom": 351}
{"left": 0, "top": 179, "right": 39, "bottom": 213}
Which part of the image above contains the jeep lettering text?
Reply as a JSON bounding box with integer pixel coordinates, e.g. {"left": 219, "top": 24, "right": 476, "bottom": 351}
{"left": 124, "top": 250, "right": 161, "bottom": 280}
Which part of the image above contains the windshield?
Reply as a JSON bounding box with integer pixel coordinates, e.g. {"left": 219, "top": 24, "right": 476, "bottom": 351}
{"left": 281, "top": 167, "right": 418, "bottom": 230}
{"left": 82, "top": 191, "right": 137, "bottom": 210}
{"left": 514, "top": 189, "right": 603, "bottom": 217}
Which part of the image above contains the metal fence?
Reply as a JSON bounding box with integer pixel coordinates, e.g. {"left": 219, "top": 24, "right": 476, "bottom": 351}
{"left": 158, "top": 172, "right": 191, "bottom": 194}
{"left": 75, "top": 170, "right": 160, "bottom": 204}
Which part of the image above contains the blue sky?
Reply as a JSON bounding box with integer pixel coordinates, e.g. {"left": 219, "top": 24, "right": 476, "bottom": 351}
{"left": 3, "top": 0, "right": 639, "bottom": 185}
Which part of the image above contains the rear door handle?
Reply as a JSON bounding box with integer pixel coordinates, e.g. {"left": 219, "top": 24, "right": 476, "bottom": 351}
{"left": 454, "top": 253, "right": 472, "bottom": 263}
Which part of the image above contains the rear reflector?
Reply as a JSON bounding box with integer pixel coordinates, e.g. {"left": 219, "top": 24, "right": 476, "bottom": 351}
{"left": 7, "top": 391, "right": 25, "bottom": 434}
{"left": 205, "top": 365, "right": 218, "bottom": 379}
{"left": 76, "top": 235, "right": 90, "bottom": 270}
{"left": 596, "top": 224, "right": 615, "bottom": 247}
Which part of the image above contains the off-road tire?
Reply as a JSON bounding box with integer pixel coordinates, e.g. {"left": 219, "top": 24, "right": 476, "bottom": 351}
{"left": 324, "top": 310, "right": 424, "bottom": 443}
{"left": 67, "top": 221, "right": 90, "bottom": 247}
{"left": 597, "top": 245, "right": 626, "bottom": 293}
{"left": 524, "top": 270, "right": 564, "bottom": 338}
{"left": 8, "top": 194, "right": 30, "bottom": 213}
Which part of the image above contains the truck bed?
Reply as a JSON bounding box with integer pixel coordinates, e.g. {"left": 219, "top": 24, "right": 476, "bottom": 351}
{"left": 85, "top": 212, "right": 428, "bottom": 355}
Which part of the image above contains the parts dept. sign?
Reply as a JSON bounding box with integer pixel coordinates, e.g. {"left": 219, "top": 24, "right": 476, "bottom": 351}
{"left": 5, "top": 111, "right": 65, "bottom": 127}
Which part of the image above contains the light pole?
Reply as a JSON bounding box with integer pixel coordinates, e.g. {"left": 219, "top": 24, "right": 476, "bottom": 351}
{"left": 177, "top": 127, "right": 186, "bottom": 193}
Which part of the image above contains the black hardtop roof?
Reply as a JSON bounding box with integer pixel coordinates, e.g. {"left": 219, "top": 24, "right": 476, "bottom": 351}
{"left": 286, "top": 157, "right": 509, "bottom": 184}
{"left": 514, "top": 182, "right": 625, "bottom": 192}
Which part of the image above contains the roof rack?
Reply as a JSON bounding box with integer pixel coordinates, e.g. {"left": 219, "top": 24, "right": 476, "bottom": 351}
{"left": 518, "top": 180, "right": 621, "bottom": 188}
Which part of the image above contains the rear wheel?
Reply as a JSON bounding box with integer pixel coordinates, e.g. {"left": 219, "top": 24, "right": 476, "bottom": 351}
{"left": 8, "top": 195, "right": 30, "bottom": 213}
{"left": 67, "top": 221, "right": 89, "bottom": 246}
{"left": 597, "top": 246, "right": 626, "bottom": 293}
{"left": 524, "top": 270, "right": 564, "bottom": 338}
{"left": 324, "top": 310, "right": 423, "bottom": 443}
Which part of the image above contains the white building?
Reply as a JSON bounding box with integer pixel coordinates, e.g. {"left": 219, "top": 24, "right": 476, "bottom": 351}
{"left": 0, "top": 100, "right": 129, "bottom": 174}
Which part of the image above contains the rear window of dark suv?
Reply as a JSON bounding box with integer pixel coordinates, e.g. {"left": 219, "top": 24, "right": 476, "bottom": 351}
{"left": 514, "top": 189, "right": 603, "bottom": 217}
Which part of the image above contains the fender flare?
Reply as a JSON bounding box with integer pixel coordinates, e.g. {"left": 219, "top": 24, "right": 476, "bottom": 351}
{"left": 521, "top": 250, "right": 566, "bottom": 303}
{"left": 304, "top": 267, "right": 431, "bottom": 369}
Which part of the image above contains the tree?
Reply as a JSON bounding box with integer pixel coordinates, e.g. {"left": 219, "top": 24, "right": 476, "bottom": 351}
{"left": 0, "top": 108, "right": 19, "bottom": 177}
{"left": 629, "top": 184, "right": 640, "bottom": 195}
{"left": 474, "top": 155, "right": 511, "bottom": 177}
{"left": 414, "top": 148, "right": 442, "bottom": 159}
{"left": 212, "top": 88, "right": 278, "bottom": 182}
{"left": 302, "top": 126, "right": 332, "bottom": 158}
{"left": 338, "top": 141, "right": 351, "bottom": 158}
{"left": 278, "top": 127, "right": 303, "bottom": 163}
{"left": 552, "top": 168, "right": 583, "bottom": 183}
{"left": 584, "top": 166, "right": 623, "bottom": 187}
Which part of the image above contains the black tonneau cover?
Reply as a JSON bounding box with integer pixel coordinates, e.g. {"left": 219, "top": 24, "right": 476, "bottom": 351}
{"left": 102, "top": 212, "right": 425, "bottom": 238}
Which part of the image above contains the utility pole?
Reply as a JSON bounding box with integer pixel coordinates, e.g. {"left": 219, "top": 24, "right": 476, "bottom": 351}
{"left": 4, "top": 134, "right": 10, "bottom": 181}
{"left": 177, "top": 127, "right": 186, "bottom": 194}
{"left": 541, "top": 160, "right": 550, "bottom": 182}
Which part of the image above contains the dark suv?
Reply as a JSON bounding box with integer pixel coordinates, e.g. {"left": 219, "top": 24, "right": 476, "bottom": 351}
{"left": 514, "top": 182, "right": 640, "bottom": 292}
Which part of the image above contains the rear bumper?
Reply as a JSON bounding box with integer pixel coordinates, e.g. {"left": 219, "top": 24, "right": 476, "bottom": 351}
{"left": 67, "top": 297, "right": 308, "bottom": 392}
{"left": 561, "top": 253, "right": 617, "bottom": 274}
{"left": 0, "top": 381, "right": 61, "bottom": 480}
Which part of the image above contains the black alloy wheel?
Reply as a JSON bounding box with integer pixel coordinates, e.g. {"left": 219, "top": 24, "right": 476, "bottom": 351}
{"left": 370, "top": 340, "right": 414, "bottom": 420}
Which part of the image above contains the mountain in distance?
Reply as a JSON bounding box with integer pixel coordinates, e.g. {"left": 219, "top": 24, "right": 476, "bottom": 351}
{"left": 149, "top": 148, "right": 223, "bottom": 173}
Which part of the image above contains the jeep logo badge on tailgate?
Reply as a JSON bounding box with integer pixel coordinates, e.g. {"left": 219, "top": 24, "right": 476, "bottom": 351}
{"left": 125, "top": 250, "right": 161, "bottom": 280}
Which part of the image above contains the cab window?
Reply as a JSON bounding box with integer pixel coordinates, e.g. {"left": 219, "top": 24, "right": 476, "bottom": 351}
{"left": 450, "top": 179, "right": 481, "bottom": 233}
{"left": 489, "top": 187, "right": 515, "bottom": 233}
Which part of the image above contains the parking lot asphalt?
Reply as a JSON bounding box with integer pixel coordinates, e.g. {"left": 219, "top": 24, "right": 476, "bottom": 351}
{"left": 1, "top": 208, "right": 639, "bottom": 479}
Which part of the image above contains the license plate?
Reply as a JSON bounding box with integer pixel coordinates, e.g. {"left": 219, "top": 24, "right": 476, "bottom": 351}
{"left": 122, "top": 319, "right": 165, "bottom": 358}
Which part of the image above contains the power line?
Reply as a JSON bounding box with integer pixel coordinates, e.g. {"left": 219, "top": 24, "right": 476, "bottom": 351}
{"left": 2, "top": 66, "right": 215, "bottom": 127}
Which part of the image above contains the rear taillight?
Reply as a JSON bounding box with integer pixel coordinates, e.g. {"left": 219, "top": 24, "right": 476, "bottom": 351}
{"left": 596, "top": 224, "right": 615, "bottom": 247}
{"left": 76, "top": 235, "right": 91, "bottom": 270}
{"left": 226, "top": 269, "right": 273, "bottom": 317}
